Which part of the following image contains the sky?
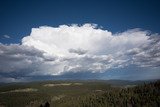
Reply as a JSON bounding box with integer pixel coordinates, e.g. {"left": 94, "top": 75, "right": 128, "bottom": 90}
{"left": 0, "top": 0, "right": 160, "bottom": 82}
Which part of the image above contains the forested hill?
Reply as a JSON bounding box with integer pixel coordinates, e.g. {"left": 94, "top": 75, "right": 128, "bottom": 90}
{"left": 0, "top": 80, "right": 159, "bottom": 107}
{"left": 62, "top": 80, "right": 160, "bottom": 107}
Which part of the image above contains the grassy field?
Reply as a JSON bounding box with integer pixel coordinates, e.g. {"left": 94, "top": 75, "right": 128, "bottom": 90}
{"left": 0, "top": 80, "right": 159, "bottom": 107}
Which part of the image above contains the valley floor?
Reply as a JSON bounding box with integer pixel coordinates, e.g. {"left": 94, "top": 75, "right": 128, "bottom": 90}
{"left": 0, "top": 80, "right": 159, "bottom": 107}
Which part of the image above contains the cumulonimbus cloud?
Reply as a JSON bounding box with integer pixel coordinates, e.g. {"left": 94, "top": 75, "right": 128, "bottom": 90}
{"left": 0, "top": 24, "right": 160, "bottom": 80}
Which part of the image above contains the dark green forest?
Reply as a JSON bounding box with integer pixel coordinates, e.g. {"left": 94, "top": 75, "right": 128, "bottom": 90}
{"left": 0, "top": 80, "right": 159, "bottom": 107}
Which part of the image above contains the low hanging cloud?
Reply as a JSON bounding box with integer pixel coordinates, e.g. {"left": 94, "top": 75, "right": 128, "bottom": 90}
{"left": 0, "top": 24, "right": 160, "bottom": 81}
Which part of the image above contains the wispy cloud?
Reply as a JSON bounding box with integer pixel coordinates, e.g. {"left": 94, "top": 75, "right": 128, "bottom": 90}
{"left": 3, "top": 35, "right": 11, "bottom": 39}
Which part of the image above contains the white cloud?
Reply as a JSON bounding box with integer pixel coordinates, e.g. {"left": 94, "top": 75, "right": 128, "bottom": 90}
{"left": 3, "top": 35, "right": 10, "bottom": 39}
{"left": 22, "top": 25, "right": 150, "bottom": 57}
{"left": 126, "top": 35, "right": 160, "bottom": 67}
{"left": 0, "top": 24, "right": 160, "bottom": 79}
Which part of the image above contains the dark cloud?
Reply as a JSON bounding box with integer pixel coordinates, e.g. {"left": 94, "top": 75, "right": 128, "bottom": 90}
{"left": 68, "top": 48, "right": 87, "bottom": 55}
{"left": 0, "top": 44, "right": 45, "bottom": 74}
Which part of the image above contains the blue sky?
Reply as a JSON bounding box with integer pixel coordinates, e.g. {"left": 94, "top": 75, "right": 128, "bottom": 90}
{"left": 1, "top": 0, "right": 160, "bottom": 43}
{"left": 0, "top": 0, "right": 160, "bottom": 82}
